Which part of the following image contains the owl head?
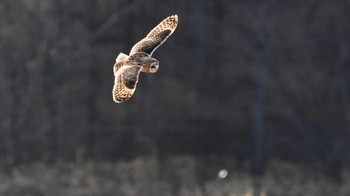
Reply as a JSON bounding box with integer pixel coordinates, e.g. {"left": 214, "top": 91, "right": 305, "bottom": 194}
{"left": 128, "top": 52, "right": 159, "bottom": 73}
{"left": 142, "top": 60, "right": 159, "bottom": 73}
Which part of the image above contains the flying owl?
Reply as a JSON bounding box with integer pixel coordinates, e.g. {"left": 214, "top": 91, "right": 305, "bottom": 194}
{"left": 112, "top": 15, "right": 178, "bottom": 103}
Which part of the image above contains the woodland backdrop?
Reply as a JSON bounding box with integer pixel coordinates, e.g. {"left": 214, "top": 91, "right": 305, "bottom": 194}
{"left": 0, "top": 0, "right": 350, "bottom": 186}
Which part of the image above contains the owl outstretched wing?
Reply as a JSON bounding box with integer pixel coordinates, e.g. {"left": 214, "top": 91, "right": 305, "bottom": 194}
{"left": 129, "top": 15, "right": 178, "bottom": 56}
{"left": 113, "top": 65, "right": 142, "bottom": 103}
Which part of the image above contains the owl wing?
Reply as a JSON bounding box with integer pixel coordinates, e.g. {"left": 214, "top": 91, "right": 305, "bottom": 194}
{"left": 114, "top": 52, "right": 128, "bottom": 70}
{"left": 113, "top": 65, "right": 142, "bottom": 103}
{"left": 129, "top": 15, "right": 178, "bottom": 56}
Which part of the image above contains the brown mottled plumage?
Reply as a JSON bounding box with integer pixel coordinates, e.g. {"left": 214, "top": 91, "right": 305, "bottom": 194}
{"left": 112, "top": 15, "right": 178, "bottom": 104}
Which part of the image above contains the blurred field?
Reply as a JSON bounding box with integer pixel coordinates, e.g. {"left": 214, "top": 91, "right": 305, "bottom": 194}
{"left": 0, "top": 156, "right": 349, "bottom": 196}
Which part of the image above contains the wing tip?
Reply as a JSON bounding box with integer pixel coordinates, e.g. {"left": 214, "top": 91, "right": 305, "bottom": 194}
{"left": 170, "top": 14, "right": 178, "bottom": 21}
{"left": 113, "top": 99, "right": 123, "bottom": 104}
{"left": 112, "top": 92, "right": 127, "bottom": 104}
{"left": 167, "top": 14, "right": 179, "bottom": 27}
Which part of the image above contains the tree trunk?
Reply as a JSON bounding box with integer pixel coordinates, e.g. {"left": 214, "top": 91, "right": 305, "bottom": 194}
{"left": 194, "top": 0, "right": 206, "bottom": 85}
{"left": 88, "top": 0, "right": 100, "bottom": 158}
{"left": 251, "top": 0, "right": 268, "bottom": 176}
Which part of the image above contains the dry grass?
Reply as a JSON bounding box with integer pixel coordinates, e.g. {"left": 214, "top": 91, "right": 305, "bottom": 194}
{"left": 0, "top": 157, "right": 349, "bottom": 196}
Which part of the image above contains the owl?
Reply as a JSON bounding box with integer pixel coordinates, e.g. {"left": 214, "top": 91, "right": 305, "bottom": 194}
{"left": 113, "top": 15, "right": 178, "bottom": 103}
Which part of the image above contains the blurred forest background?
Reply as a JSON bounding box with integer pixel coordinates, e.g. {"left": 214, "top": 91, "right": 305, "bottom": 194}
{"left": 1, "top": 0, "right": 350, "bottom": 195}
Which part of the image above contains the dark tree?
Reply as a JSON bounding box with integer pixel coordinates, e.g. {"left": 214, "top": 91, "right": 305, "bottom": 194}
{"left": 251, "top": 0, "right": 268, "bottom": 175}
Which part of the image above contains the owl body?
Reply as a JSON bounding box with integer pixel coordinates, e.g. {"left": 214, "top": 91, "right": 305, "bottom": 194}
{"left": 112, "top": 15, "right": 178, "bottom": 104}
